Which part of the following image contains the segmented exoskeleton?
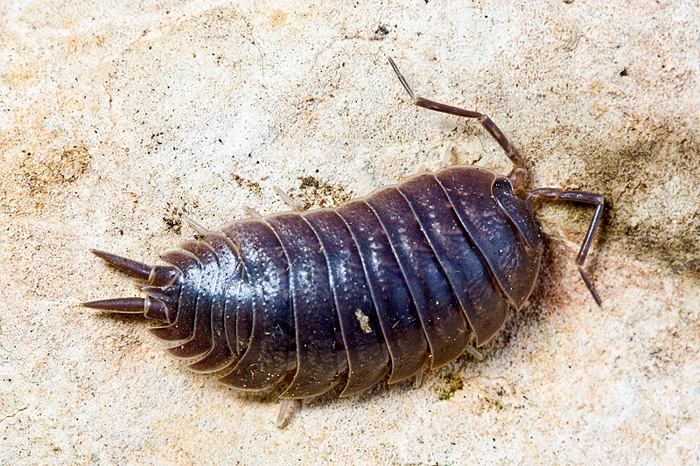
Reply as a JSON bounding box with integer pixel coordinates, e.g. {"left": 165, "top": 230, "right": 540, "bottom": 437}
{"left": 84, "top": 58, "right": 604, "bottom": 405}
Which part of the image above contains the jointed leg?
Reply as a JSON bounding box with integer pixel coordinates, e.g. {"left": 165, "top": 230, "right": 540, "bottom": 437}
{"left": 274, "top": 186, "right": 305, "bottom": 211}
{"left": 525, "top": 189, "right": 605, "bottom": 306}
{"left": 388, "top": 57, "right": 527, "bottom": 193}
{"left": 464, "top": 344, "right": 485, "bottom": 362}
{"left": 242, "top": 205, "right": 263, "bottom": 218}
{"left": 276, "top": 398, "right": 299, "bottom": 428}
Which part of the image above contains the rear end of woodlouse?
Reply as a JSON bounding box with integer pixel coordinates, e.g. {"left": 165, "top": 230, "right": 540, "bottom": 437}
{"left": 84, "top": 58, "right": 604, "bottom": 408}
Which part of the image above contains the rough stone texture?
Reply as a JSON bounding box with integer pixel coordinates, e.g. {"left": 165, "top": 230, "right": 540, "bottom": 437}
{"left": 1, "top": 1, "right": 698, "bottom": 464}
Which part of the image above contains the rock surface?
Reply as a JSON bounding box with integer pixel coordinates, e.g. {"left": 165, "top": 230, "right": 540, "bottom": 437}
{"left": 1, "top": 1, "right": 698, "bottom": 464}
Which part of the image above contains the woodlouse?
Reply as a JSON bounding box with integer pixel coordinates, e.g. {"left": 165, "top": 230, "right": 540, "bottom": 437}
{"left": 84, "top": 58, "right": 604, "bottom": 411}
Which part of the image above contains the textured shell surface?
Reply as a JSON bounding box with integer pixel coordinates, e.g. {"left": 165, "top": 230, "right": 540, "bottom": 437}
{"left": 84, "top": 59, "right": 606, "bottom": 405}
{"left": 86, "top": 164, "right": 544, "bottom": 400}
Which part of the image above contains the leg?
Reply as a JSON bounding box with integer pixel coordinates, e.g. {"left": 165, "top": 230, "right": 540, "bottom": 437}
{"left": 464, "top": 345, "right": 485, "bottom": 362}
{"left": 413, "top": 367, "right": 425, "bottom": 389}
{"left": 242, "top": 205, "right": 263, "bottom": 218}
{"left": 525, "top": 189, "right": 605, "bottom": 306}
{"left": 465, "top": 332, "right": 485, "bottom": 360}
{"left": 273, "top": 186, "right": 305, "bottom": 211}
{"left": 388, "top": 57, "right": 527, "bottom": 193}
{"left": 276, "top": 398, "right": 299, "bottom": 428}
{"left": 184, "top": 217, "right": 211, "bottom": 235}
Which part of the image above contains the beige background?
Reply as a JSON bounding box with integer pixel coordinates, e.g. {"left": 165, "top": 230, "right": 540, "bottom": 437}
{"left": 1, "top": 1, "right": 699, "bottom": 464}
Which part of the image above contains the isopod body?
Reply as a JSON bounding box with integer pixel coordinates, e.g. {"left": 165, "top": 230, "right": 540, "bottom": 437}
{"left": 85, "top": 58, "right": 604, "bottom": 401}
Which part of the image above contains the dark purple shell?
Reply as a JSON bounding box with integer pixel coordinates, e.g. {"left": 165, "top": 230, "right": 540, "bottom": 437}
{"left": 92, "top": 165, "right": 543, "bottom": 399}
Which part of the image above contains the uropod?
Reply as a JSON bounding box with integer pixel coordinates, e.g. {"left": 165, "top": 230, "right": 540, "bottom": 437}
{"left": 84, "top": 58, "right": 604, "bottom": 422}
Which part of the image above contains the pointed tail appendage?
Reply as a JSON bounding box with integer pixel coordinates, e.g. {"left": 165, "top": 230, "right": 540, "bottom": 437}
{"left": 82, "top": 249, "right": 181, "bottom": 324}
